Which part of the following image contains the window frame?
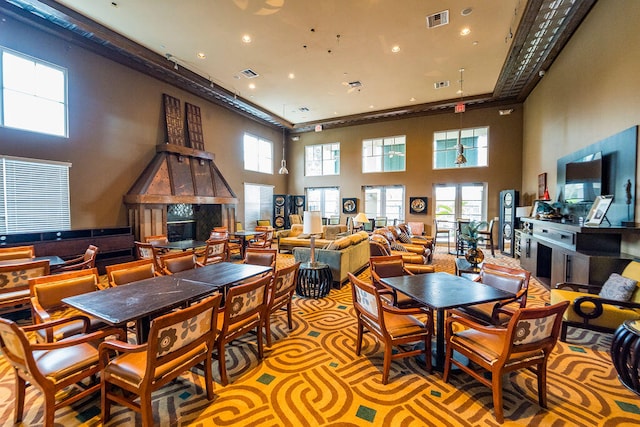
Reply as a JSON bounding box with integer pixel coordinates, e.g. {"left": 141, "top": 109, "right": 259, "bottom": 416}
{"left": 305, "top": 187, "right": 340, "bottom": 218}
{"left": 305, "top": 142, "right": 340, "bottom": 176}
{"left": 243, "top": 132, "right": 273, "bottom": 174}
{"left": 1, "top": 47, "right": 68, "bottom": 137}
{"left": 433, "top": 126, "right": 489, "bottom": 170}
{"left": 362, "top": 135, "right": 406, "bottom": 173}
{"left": 433, "top": 183, "right": 487, "bottom": 227}
{"left": 363, "top": 185, "right": 405, "bottom": 222}
{"left": 243, "top": 183, "right": 274, "bottom": 228}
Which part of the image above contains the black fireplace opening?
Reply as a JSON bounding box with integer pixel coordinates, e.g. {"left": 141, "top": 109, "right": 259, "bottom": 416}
{"left": 167, "top": 204, "right": 222, "bottom": 241}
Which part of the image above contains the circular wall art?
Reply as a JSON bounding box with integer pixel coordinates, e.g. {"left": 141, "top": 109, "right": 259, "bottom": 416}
{"left": 409, "top": 197, "right": 428, "bottom": 214}
{"left": 342, "top": 198, "right": 357, "bottom": 214}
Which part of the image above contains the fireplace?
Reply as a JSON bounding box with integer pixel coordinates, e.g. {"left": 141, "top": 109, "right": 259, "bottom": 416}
{"left": 124, "top": 144, "right": 236, "bottom": 241}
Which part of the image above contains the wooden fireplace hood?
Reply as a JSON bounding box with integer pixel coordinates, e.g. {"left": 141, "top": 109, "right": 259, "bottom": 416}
{"left": 124, "top": 144, "right": 237, "bottom": 205}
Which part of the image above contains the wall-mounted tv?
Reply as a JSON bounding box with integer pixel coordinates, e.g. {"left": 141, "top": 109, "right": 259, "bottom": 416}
{"left": 564, "top": 151, "right": 602, "bottom": 203}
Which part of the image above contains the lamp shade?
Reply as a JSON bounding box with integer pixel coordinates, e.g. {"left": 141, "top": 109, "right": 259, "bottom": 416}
{"left": 353, "top": 212, "right": 369, "bottom": 224}
{"left": 303, "top": 211, "right": 323, "bottom": 234}
{"left": 516, "top": 206, "right": 532, "bottom": 218}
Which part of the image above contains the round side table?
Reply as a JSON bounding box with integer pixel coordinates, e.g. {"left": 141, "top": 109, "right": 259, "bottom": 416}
{"left": 611, "top": 319, "right": 640, "bottom": 396}
{"left": 296, "top": 262, "right": 332, "bottom": 298}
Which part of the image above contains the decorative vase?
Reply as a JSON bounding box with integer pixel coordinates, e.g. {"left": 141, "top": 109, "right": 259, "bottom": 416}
{"left": 465, "top": 247, "right": 484, "bottom": 266}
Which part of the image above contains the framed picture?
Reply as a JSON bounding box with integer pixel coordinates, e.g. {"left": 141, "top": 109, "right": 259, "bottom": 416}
{"left": 538, "top": 173, "right": 547, "bottom": 198}
{"left": 585, "top": 195, "right": 614, "bottom": 226}
{"left": 409, "top": 197, "right": 428, "bottom": 214}
{"left": 342, "top": 198, "right": 357, "bottom": 214}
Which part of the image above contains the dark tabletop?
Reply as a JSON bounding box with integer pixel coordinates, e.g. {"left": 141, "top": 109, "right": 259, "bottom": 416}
{"left": 154, "top": 240, "right": 207, "bottom": 250}
{"left": 0, "top": 255, "right": 65, "bottom": 267}
{"left": 229, "top": 230, "right": 263, "bottom": 237}
{"left": 380, "top": 272, "right": 514, "bottom": 310}
{"left": 62, "top": 275, "right": 216, "bottom": 325}
{"left": 173, "top": 262, "right": 272, "bottom": 287}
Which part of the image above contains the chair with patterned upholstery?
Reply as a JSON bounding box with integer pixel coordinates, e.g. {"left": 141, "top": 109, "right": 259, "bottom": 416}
{"left": 443, "top": 301, "right": 569, "bottom": 423}
{"left": 0, "top": 316, "right": 125, "bottom": 426}
{"left": 196, "top": 238, "right": 229, "bottom": 265}
{"left": 452, "top": 263, "right": 531, "bottom": 326}
{"left": 99, "top": 294, "right": 222, "bottom": 427}
{"left": 0, "top": 259, "right": 50, "bottom": 313}
{"left": 105, "top": 259, "right": 159, "bottom": 287}
{"left": 158, "top": 250, "right": 201, "bottom": 275}
{"left": 134, "top": 241, "right": 163, "bottom": 271}
{"left": 348, "top": 272, "right": 433, "bottom": 384}
{"left": 29, "top": 268, "right": 108, "bottom": 342}
{"left": 0, "top": 245, "right": 35, "bottom": 261}
{"left": 51, "top": 245, "right": 98, "bottom": 272}
{"left": 265, "top": 262, "right": 300, "bottom": 346}
{"left": 216, "top": 274, "right": 271, "bottom": 385}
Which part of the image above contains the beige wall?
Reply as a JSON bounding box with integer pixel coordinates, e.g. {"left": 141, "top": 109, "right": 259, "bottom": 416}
{"left": 0, "top": 17, "right": 287, "bottom": 228}
{"left": 523, "top": 0, "right": 640, "bottom": 254}
{"left": 288, "top": 106, "right": 524, "bottom": 233}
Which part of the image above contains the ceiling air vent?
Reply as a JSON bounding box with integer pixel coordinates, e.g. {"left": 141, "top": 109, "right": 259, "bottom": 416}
{"left": 434, "top": 80, "right": 450, "bottom": 89}
{"left": 348, "top": 81, "right": 362, "bottom": 88}
{"left": 298, "top": 107, "right": 309, "bottom": 112}
{"left": 426, "top": 10, "right": 449, "bottom": 29}
{"left": 240, "top": 68, "right": 259, "bottom": 78}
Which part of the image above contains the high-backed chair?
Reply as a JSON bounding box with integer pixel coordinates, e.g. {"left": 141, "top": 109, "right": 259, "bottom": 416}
{"left": 105, "top": 258, "right": 158, "bottom": 287}
{"left": 248, "top": 226, "right": 274, "bottom": 249}
{"left": 452, "top": 263, "right": 531, "bottom": 325}
{"left": 550, "top": 260, "right": 640, "bottom": 341}
{"left": 265, "top": 262, "right": 300, "bottom": 347}
{"left": 443, "top": 301, "right": 569, "bottom": 423}
{"left": 144, "top": 234, "right": 169, "bottom": 246}
{"left": 51, "top": 244, "right": 98, "bottom": 272}
{"left": 0, "top": 245, "right": 35, "bottom": 261}
{"left": 134, "top": 241, "right": 163, "bottom": 272}
{"left": 158, "top": 250, "right": 201, "bottom": 275}
{"left": 99, "top": 294, "right": 222, "bottom": 427}
{"left": 369, "top": 255, "right": 430, "bottom": 308}
{"left": 0, "top": 259, "right": 50, "bottom": 313}
{"left": 243, "top": 247, "right": 277, "bottom": 271}
{"left": 433, "top": 220, "right": 451, "bottom": 254}
{"left": 348, "top": 272, "right": 432, "bottom": 384}
{"left": 256, "top": 219, "right": 271, "bottom": 227}
{"left": 216, "top": 274, "right": 270, "bottom": 385}
{"left": 477, "top": 218, "right": 497, "bottom": 256}
{"left": 289, "top": 214, "right": 302, "bottom": 225}
{"left": 29, "top": 268, "right": 107, "bottom": 342}
{"left": 0, "top": 316, "right": 125, "bottom": 426}
{"left": 197, "top": 238, "right": 229, "bottom": 265}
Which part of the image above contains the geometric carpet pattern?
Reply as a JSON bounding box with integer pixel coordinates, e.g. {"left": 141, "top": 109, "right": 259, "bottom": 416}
{"left": 1, "top": 248, "right": 640, "bottom": 426}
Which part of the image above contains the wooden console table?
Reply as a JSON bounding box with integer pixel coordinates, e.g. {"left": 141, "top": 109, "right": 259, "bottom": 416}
{"left": 519, "top": 218, "right": 636, "bottom": 288}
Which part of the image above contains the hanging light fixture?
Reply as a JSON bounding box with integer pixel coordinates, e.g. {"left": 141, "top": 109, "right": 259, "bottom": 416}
{"left": 278, "top": 127, "right": 289, "bottom": 174}
{"left": 454, "top": 67, "right": 467, "bottom": 166}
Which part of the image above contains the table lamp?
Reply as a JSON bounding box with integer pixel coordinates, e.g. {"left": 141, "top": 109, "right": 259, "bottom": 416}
{"left": 303, "top": 211, "right": 323, "bottom": 265}
{"left": 353, "top": 212, "right": 369, "bottom": 228}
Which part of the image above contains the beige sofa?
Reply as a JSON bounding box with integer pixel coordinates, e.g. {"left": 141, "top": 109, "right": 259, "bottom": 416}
{"left": 277, "top": 224, "right": 348, "bottom": 253}
{"left": 292, "top": 231, "right": 371, "bottom": 288}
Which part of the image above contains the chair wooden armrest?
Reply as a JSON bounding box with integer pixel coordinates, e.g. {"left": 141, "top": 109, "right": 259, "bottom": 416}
{"left": 30, "top": 297, "right": 53, "bottom": 323}
{"left": 52, "top": 257, "right": 94, "bottom": 272}
{"left": 22, "top": 314, "right": 91, "bottom": 335}
{"left": 446, "top": 312, "right": 506, "bottom": 336}
{"left": 382, "top": 304, "right": 430, "bottom": 317}
{"left": 401, "top": 267, "right": 415, "bottom": 276}
{"left": 555, "top": 282, "right": 601, "bottom": 293}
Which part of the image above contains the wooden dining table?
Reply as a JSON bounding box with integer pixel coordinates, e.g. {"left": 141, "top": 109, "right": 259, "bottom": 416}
{"left": 154, "top": 239, "right": 208, "bottom": 251}
{"left": 62, "top": 262, "right": 272, "bottom": 343}
{"left": 380, "top": 272, "right": 514, "bottom": 371}
{"left": 228, "top": 230, "right": 264, "bottom": 258}
{"left": 0, "top": 255, "right": 65, "bottom": 267}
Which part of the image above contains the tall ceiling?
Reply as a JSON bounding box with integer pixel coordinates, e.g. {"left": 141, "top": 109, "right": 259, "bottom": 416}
{"left": 3, "top": 0, "right": 596, "bottom": 131}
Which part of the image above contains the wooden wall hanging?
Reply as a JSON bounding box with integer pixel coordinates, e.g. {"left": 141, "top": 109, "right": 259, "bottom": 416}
{"left": 163, "top": 94, "right": 185, "bottom": 146}
{"left": 185, "top": 102, "right": 205, "bottom": 150}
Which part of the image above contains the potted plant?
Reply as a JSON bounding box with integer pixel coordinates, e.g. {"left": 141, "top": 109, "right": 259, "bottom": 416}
{"left": 459, "top": 220, "right": 487, "bottom": 266}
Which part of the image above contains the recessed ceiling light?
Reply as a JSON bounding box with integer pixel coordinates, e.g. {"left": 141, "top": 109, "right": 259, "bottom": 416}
{"left": 460, "top": 28, "right": 471, "bottom": 36}
{"left": 391, "top": 45, "right": 400, "bottom": 53}
{"left": 369, "top": 105, "right": 374, "bottom": 109}
{"left": 288, "top": 73, "right": 295, "bottom": 79}
{"left": 499, "top": 109, "right": 514, "bottom": 115}
{"left": 242, "top": 34, "right": 252, "bottom": 43}
{"left": 196, "top": 52, "right": 206, "bottom": 59}
{"left": 248, "top": 83, "right": 256, "bottom": 90}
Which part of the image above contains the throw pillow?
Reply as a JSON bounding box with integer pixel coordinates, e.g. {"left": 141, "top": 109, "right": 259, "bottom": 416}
{"left": 599, "top": 273, "right": 638, "bottom": 302}
{"left": 296, "top": 234, "right": 311, "bottom": 239}
{"left": 390, "top": 241, "right": 408, "bottom": 252}
{"left": 397, "top": 233, "right": 412, "bottom": 244}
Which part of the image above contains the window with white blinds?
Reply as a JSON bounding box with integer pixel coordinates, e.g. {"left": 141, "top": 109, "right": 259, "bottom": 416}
{"left": 244, "top": 183, "right": 273, "bottom": 228}
{"left": 0, "top": 156, "right": 71, "bottom": 233}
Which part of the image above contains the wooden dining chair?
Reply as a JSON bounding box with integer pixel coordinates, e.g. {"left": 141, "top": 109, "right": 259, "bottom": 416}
{"left": 0, "top": 245, "right": 35, "bottom": 261}
{"left": 197, "top": 238, "right": 229, "bottom": 265}
{"left": 433, "top": 220, "right": 451, "bottom": 254}
{"left": 0, "top": 259, "right": 50, "bottom": 313}
{"left": 369, "top": 255, "right": 424, "bottom": 309}
{"left": 0, "top": 316, "right": 125, "bottom": 426}
{"left": 216, "top": 273, "right": 271, "bottom": 385}
{"left": 243, "top": 247, "right": 277, "bottom": 271}
{"left": 51, "top": 244, "right": 98, "bottom": 272}
{"left": 29, "top": 268, "right": 108, "bottom": 342}
{"left": 105, "top": 258, "right": 159, "bottom": 287}
{"left": 452, "top": 263, "right": 531, "bottom": 325}
{"left": 265, "top": 262, "right": 300, "bottom": 347}
{"left": 134, "top": 241, "right": 163, "bottom": 272}
{"left": 248, "top": 226, "right": 274, "bottom": 249}
{"left": 477, "top": 218, "right": 497, "bottom": 256}
{"left": 99, "top": 294, "right": 222, "bottom": 427}
{"left": 348, "top": 272, "right": 433, "bottom": 384}
{"left": 158, "top": 250, "right": 201, "bottom": 275}
{"left": 443, "top": 301, "right": 569, "bottom": 423}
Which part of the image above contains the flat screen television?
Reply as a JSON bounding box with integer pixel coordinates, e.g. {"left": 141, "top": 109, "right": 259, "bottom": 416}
{"left": 564, "top": 151, "right": 602, "bottom": 203}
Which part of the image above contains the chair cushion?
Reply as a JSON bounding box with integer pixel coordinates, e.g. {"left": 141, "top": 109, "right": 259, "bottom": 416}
{"left": 33, "top": 342, "right": 99, "bottom": 381}
{"left": 452, "top": 328, "right": 544, "bottom": 366}
{"left": 383, "top": 312, "right": 426, "bottom": 339}
{"left": 111, "top": 264, "right": 155, "bottom": 286}
{"left": 34, "top": 276, "right": 98, "bottom": 309}
{"left": 599, "top": 273, "right": 637, "bottom": 302}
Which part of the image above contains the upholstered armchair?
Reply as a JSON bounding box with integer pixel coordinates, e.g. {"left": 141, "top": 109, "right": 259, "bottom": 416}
{"left": 51, "top": 244, "right": 98, "bottom": 272}
{"left": 0, "top": 259, "right": 50, "bottom": 313}
{"left": 105, "top": 259, "right": 159, "bottom": 287}
{"left": 369, "top": 235, "right": 434, "bottom": 274}
{"left": 0, "top": 245, "right": 35, "bottom": 261}
{"left": 158, "top": 250, "right": 201, "bottom": 274}
{"left": 550, "top": 260, "right": 640, "bottom": 341}
{"left": 373, "top": 227, "right": 432, "bottom": 262}
{"left": 397, "top": 223, "right": 434, "bottom": 249}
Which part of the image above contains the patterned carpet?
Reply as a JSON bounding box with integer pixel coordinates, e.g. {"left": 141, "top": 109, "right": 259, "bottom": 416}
{"left": 1, "top": 247, "right": 640, "bottom": 426}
